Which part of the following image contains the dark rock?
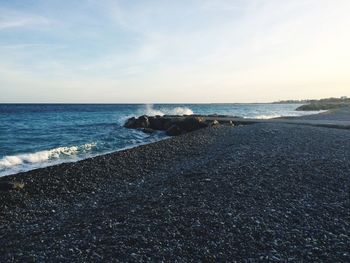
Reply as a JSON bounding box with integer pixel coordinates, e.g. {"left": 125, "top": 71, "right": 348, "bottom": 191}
{"left": 124, "top": 116, "right": 150, "bottom": 129}
{"left": 210, "top": 120, "right": 220, "bottom": 127}
{"left": 0, "top": 181, "right": 25, "bottom": 192}
{"left": 162, "top": 119, "right": 174, "bottom": 130}
{"left": 166, "top": 125, "right": 183, "bottom": 136}
{"left": 124, "top": 117, "right": 137, "bottom": 128}
{"left": 148, "top": 116, "right": 163, "bottom": 130}
{"left": 138, "top": 116, "right": 150, "bottom": 128}
{"left": 149, "top": 116, "right": 172, "bottom": 130}
{"left": 142, "top": 128, "right": 155, "bottom": 134}
{"left": 176, "top": 116, "right": 208, "bottom": 132}
{"left": 125, "top": 115, "right": 208, "bottom": 135}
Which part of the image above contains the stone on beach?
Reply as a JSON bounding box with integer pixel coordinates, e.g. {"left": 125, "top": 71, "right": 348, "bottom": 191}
{"left": 124, "top": 115, "right": 150, "bottom": 129}
{"left": 175, "top": 116, "right": 207, "bottom": 132}
{"left": 149, "top": 116, "right": 172, "bottom": 130}
{"left": 166, "top": 124, "right": 183, "bottom": 136}
{"left": 124, "top": 115, "right": 209, "bottom": 136}
{"left": 0, "top": 181, "right": 25, "bottom": 192}
{"left": 209, "top": 120, "right": 220, "bottom": 127}
{"left": 142, "top": 128, "right": 155, "bottom": 134}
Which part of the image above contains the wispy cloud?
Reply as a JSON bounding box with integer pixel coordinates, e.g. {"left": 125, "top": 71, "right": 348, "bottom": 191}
{"left": 0, "top": 0, "right": 349, "bottom": 102}
{"left": 199, "top": 0, "right": 244, "bottom": 11}
{"left": 0, "top": 10, "right": 52, "bottom": 30}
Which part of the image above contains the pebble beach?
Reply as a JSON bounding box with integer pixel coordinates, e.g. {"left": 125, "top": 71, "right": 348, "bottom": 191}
{"left": 1, "top": 109, "right": 350, "bottom": 262}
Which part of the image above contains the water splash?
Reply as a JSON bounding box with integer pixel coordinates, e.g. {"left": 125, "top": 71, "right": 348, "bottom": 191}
{"left": 143, "top": 104, "right": 194, "bottom": 116}
{"left": 144, "top": 104, "right": 164, "bottom": 116}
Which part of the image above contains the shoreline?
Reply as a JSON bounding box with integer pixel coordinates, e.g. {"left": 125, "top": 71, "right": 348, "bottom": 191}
{"left": 0, "top": 109, "right": 330, "bottom": 178}
{"left": 0, "top": 135, "right": 170, "bottom": 179}
{"left": 1, "top": 107, "right": 349, "bottom": 261}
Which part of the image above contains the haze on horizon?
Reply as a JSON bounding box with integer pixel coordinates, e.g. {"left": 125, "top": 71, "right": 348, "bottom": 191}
{"left": 0, "top": 0, "right": 349, "bottom": 103}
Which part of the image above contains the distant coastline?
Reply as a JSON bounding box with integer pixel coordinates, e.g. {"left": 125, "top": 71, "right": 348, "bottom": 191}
{"left": 273, "top": 96, "right": 350, "bottom": 111}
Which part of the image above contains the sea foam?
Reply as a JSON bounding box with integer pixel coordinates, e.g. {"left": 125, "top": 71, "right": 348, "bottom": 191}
{"left": 0, "top": 143, "right": 96, "bottom": 169}
{"left": 144, "top": 104, "right": 194, "bottom": 116}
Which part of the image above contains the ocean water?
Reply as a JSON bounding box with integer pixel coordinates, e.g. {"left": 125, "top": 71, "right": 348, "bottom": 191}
{"left": 0, "top": 103, "right": 319, "bottom": 177}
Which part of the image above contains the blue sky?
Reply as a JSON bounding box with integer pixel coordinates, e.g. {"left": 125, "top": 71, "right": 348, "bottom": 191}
{"left": 0, "top": 0, "right": 349, "bottom": 103}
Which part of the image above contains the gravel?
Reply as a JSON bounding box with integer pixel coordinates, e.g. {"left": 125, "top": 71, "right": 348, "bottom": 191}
{"left": 0, "top": 121, "right": 349, "bottom": 262}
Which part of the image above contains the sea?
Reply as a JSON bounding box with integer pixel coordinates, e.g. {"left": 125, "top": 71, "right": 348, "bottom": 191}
{"left": 0, "top": 103, "right": 320, "bottom": 177}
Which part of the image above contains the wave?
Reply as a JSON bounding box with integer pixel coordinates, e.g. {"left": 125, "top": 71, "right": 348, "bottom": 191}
{"left": 252, "top": 110, "right": 328, "bottom": 120}
{"left": 252, "top": 114, "right": 283, "bottom": 119}
{"left": 169, "top": 107, "right": 194, "bottom": 115}
{"left": 117, "top": 105, "right": 194, "bottom": 128}
{"left": 145, "top": 104, "right": 165, "bottom": 116}
{"left": 144, "top": 104, "right": 194, "bottom": 116}
{"left": 0, "top": 143, "right": 97, "bottom": 169}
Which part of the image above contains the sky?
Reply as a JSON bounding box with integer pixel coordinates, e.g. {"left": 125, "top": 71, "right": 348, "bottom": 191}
{"left": 0, "top": 0, "right": 349, "bottom": 103}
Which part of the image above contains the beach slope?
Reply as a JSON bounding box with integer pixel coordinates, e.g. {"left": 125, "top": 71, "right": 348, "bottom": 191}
{"left": 1, "top": 109, "right": 350, "bottom": 262}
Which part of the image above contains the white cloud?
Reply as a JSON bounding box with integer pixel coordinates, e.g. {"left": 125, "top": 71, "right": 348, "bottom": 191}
{"left": 0, "top": 10, "right": 52, "bottom": 29}
{"left": 199, "top": 0, "right": 244, "bottom": 11}
{"left": 0, "top": 0, "right": 349, "bottom": 102}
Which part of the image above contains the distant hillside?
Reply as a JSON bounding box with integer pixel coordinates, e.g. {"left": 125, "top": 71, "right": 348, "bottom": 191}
{"left": 273, "top": 99, "right": 313, "bottom": 104}
{"left": 294, "top": 97, "right": 350, "bottom": 111}
{"left": 273, "top": 97, "right": 350, "bottom": 111}
{"left": 274, "top": 97, "right": 349, "bottom": 104}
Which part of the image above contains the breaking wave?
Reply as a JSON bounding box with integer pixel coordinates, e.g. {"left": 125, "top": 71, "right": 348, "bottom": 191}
{"left": 0, "top": 143, "right": 97, "bottom": 170}
{"left": 252, "top": 110, "right": 328, "bottom": 120}
{"left": 144, "top": 104, "right": 194, "bottom": 116}
{"left": 117, "top": 105, "right": 194, "bottom": 128}
{"left": 252, "top": 114, "right": 283, "bottom": 119}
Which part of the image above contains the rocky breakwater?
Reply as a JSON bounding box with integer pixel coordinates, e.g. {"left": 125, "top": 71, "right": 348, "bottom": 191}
{"left": 124, "top": 115, "right": 223, "bottom": 136}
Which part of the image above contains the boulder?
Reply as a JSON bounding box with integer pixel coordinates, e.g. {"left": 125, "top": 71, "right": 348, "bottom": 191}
{"left": 124, "top": 117, "right": 136, "bottom": 128}
{"left": 0, "top": 181, "right": 25, "bottom": 192}
{"left": 124, "top": 115, "right": 208, "bottom": 135}
{"left": 210, "top": 120, "right": 220, "bottom": 127}
{"left": 124, "top": 116, "right": 150, "bottom": 129}
{"left": 162, "top": 119, "right": 174, "bottom": 130}
{"left": 142, "top": 128, "right": 155, "bottom": 134}
{"left": 149, "top": 116, "right": 173, "bottom": 130}
{"left": 166, "top": 125, "right": 183, "bottom": 136}
{"left": 137, "top": 116, "right": 150, "bottom": 128}
{"left": 148, "top": 116, "right": 162, "bottom": 130}
{"left": 176, "top": 116, "right": 208, "bottom": 132}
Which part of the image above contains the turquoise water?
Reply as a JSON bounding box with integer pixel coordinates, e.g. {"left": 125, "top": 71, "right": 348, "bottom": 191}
{"left": 0, "top": 103, "right": 317, "bottom": 176}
